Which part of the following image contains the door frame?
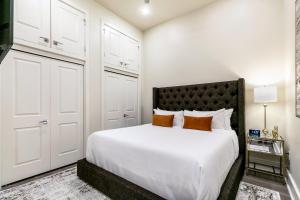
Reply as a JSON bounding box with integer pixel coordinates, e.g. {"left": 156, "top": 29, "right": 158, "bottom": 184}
{"left": 100, "top": 22, "right": 142, "bottom": 130}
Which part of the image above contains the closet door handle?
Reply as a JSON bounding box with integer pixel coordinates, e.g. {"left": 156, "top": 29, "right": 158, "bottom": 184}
{"left": 53, "top": 40, "right": 63, "bottom": 46}
{"left": 39, "top": 120, "right": 48, "bottom": 125}
{"left": 40, "top": 37, "right": 49, "bottom": 43}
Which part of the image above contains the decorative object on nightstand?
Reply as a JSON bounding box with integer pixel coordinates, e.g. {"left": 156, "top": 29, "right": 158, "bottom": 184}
{"left": 254, "top": 86, "right": 278, "bottom": 137}
{"left": 272, "top": 126, "right": 279, "bottom": 139}
{"left": 246, "top": 134, "right": 286, "bottom": 184}
{"left": 249, "top": 129, "right": 261, "bottom": 138}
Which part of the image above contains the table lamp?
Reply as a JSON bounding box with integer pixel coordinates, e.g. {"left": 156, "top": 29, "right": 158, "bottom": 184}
{"left": 254, "top": 86, "right": 278, "bottom": 137}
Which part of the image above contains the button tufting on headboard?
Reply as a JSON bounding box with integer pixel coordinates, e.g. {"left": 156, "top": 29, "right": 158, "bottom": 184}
{"left": 153, "top": 79, "right": 245, "bottom": 154}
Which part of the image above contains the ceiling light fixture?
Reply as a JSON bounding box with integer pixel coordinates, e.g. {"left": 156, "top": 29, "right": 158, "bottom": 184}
{"left": 140, "top": 0, "right": 151, "bottom": 16}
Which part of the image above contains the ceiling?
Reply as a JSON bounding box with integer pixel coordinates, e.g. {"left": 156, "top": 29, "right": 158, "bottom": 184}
{"left": 95, "top": 0, "right": 217, "bottom": 30}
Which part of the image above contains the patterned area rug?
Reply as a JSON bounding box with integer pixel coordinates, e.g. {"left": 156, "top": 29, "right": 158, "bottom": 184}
{"left": 0, "top": 167, "right": 281, "bottom": 200}
{"left": 237, "top": 182, "right": 281, "bottom": 200}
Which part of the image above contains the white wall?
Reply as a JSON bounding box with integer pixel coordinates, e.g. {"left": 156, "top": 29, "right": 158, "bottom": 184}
{"left": 142, "top": 0, "right": 286, "bottom": 134}
{"left": 65, "top": 0, "right": 143, "bottom": 133}
{"left": 284, "top": 0, "right": 300, "bottom": 196}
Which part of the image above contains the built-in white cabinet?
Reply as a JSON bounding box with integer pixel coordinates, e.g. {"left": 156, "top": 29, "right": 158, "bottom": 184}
{"left": 103, "top": 25, "right": 140, "bottom": 74}
{"left": 51, "top": 0, "right": 86, "bottom": 57}
{"left": 122, "top": 36, "right": 140, "bottom": 73}
{"left": 1, "top": 51, "right": 84, "bottom": 185}
{"left": 14, "top": 0, "right": 51, "bottom": 48}
{"left": 103, "top": 71, "right": 138, "bottom": 130}
{"left": 14, "top": 0, "right": 86, "bottom": 59}
{"left": 103, "top": 26, "right": 123, "bottom": 71}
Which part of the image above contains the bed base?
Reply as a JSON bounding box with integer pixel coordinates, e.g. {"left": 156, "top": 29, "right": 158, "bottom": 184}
{"left": 77, "top": 155, "right": 244, "bottom": 200}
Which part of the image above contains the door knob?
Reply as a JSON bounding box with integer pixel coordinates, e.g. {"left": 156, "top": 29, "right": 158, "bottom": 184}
{"left": 53, "top": 40, "right": 63, "bottom": 46}
{"left": 40, "top": 37, "right": 49, "bottom": 43}
{"left": 124, "top": 114, "right": 129, "bottom": 118}
{"left": 39, "top": 120, "right": 48, "bottom": 125}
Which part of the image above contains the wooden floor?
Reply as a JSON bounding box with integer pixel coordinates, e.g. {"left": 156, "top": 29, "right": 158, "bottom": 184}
{"left": 243, "top": 174, "right": 291, "bottom": 200}
{"left": 1, "top": 165, "right": 291, "bottom": 200}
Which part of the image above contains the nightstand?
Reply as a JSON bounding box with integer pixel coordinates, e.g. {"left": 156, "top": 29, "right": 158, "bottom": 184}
{"left": 246, "top": 134, "right": 286, "bottom": 184}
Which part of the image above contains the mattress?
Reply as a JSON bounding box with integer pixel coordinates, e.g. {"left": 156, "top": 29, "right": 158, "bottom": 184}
{"left": 86, "top": 124, "right": 239, "bottom": 200}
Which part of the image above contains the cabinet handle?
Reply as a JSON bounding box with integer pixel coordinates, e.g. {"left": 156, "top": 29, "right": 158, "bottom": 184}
{"left": 124, "top": 114, "right": 129, "bottom": 118}
{"left": 53, "top": 40, "right": 63, "bottom": 46}
{"left": 120, "top": 61, "right": 124, "bottom": 66}
{"left": 40, "top": 37, "right": 49, "bottom": 43}
{"left": 39, "top": 120, "right": 48, "bottom": 125}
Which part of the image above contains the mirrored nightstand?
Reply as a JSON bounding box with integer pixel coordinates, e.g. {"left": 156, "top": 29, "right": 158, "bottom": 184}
{"left": 246, "top": 134, "right": 286, "bottom": 184}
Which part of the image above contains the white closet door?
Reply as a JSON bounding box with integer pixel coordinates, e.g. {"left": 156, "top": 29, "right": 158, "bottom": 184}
{"left": 122, "top": 76, "right": 138, "bottom": 127}
{"left": 103, "top": 26, "right": 123, "bottom": 70}
{"left": 51, "top": 0, "right": 86, "bottom": 58}
{"left": 1, "top": 51, "right": 51, "bottom": 185}
{"left": 103, "top": 72, "right": 138, "bottom": 130}
{"left": 14, "top": 0, "right": 51, "bottom": 48}
{"left": 103, "top": 72, "right": 123, "bottom": 130}
{"left": 50, "top": 60, "right": 84, "bottom": 169}
{"left": 122, "top": 36, "right": 140, "bottom": 74}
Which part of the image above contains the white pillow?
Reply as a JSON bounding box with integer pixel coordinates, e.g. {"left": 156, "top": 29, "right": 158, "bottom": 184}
{"left": 224, "top": 109, "right": 234, "bottom": 130}
{"left": 184, "top": 109, "right": 226, "bottom": 129}
{"left": 154, "top": 109, "right": 184, "bottom": 127}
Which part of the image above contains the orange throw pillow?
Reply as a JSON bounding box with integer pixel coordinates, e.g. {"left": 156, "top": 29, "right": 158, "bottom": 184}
{"left": 183, "top": 116, "right": 213, "bottom": 131}
{"left": 152, "top": 114, "right": 174, "bottom": 127}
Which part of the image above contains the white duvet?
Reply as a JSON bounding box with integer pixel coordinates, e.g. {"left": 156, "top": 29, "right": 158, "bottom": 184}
{"left": 86, "top": 124, "right": 239, "bottom": 200}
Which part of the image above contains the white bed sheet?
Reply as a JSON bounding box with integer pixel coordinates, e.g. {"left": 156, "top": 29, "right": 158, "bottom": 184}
{"left": 86, "top": 124, "right": 239, "bottom": 200}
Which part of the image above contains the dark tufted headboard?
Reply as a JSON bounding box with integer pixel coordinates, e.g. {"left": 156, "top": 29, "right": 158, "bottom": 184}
{"left": 153, "top": 78, "right": 245, "bottom": 154}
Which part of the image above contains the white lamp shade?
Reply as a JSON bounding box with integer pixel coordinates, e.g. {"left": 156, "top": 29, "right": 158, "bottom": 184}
{"left": 254, "top": 86, "right": 278, "bottom": 103}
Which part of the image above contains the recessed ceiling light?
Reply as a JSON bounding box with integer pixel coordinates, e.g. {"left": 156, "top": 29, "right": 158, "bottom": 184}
{"left": 140, "top": 0, "right": 151, "bottom": 16}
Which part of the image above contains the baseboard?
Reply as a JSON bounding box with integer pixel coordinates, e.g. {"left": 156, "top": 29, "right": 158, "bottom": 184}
{"left": 286, "top": 170, "right": 300, "bottom": 200}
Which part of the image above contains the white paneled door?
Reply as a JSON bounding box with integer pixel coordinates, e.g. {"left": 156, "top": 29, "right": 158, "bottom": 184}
{"left": 1, "top": 51, "right": 51, "bottom": 185}
{"left": 103, "top": 72, "right": 124, "bottom": 129}
{"left": 50, "top": 60, "right": 84, "bottom": 169}
{"left": 14, "top": 0, "right": 51, "bottom": 47}
{"left": 122, "top": 76, "right": 138, "bottom": 127}
{"left": 51, "top": 0, "right": 86, "bottom": 57}
{"left": 1, "top": 51, "right": 84, "bottom": 185}
{"left": 104, "top": 71, "right": 138, "bottom": 130}
{"left": 122, "top": 37, "right": 140, "bottom": 73}
{"left": 103, "top": 26, "right": 123, "bottom": 70}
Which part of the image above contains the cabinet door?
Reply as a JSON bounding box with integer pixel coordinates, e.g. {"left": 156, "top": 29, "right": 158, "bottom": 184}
{"left": 50, "top": 60, "right": 84, "bottom": 169}
{"left": 122, "top": 76, "right": 138, "bottom": 127}
{"left": 1, "top": 51, "right": 51, "bottom": 185}
{"left": 122, "top": 36, "right": 140, "bottom": 74}
{"left": 103, "top": 26, "right": 123, "bottom": 70}
{"left": 103, "top": 72, "right": 123, "bottom": 130}
{"left": 51, "top": 0, "right": 86, "bottom": 58}
{"left": 14, "top": 0, "right": 51, "bottom": 48}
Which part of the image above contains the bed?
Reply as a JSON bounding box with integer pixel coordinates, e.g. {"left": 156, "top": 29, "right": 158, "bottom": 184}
{"left": 78, "top": 78, "right": 245, "bottom": 200}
